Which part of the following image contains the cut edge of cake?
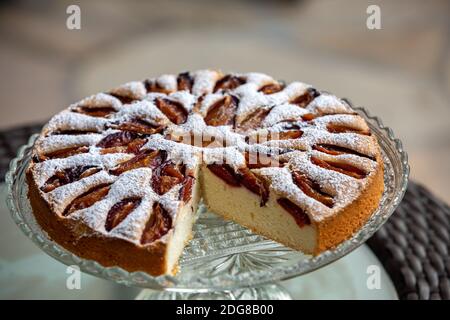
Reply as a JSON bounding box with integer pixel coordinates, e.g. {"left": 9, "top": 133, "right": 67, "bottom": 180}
{"left": 201, "top": 160, "right": 384, "bottom": 255}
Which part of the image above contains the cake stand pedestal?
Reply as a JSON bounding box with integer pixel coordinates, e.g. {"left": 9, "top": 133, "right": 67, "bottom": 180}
{"left": 136, "top": 284, "right": 291, "bottom": 300}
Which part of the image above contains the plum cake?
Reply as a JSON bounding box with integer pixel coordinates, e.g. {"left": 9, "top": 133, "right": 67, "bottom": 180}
{"left": 27, "top": 70, "right": 384, "bottom": 276}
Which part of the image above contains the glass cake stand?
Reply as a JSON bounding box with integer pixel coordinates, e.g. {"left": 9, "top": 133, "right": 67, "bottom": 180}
{"left": 6, "top": 106, "right": 409, "bottom": 300}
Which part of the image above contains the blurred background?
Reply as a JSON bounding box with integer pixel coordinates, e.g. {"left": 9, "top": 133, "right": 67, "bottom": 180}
{"left": 0, "top": 0, "right": 449, "bottom": 299}
{"left": 1, "top": 0, "right": 449, "bottom": 202}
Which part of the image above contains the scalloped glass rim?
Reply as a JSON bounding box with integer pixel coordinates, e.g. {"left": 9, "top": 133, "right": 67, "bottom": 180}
{"left": 6, "top": 106, "right": 409, "bottom": 292}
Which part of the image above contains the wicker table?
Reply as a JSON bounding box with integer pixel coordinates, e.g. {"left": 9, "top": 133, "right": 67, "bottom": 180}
{"left": 1, "top": 124, "right": 449, "bottom": 300}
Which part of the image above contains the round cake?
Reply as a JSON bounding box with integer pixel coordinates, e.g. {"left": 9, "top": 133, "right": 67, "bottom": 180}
{"left": 27, "top": 70, "right": 384, "bottom": 276}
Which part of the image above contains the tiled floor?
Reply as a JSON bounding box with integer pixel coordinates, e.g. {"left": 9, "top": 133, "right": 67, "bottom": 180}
{"left": 0, "top": 0, "right": 449, "bottom": 202}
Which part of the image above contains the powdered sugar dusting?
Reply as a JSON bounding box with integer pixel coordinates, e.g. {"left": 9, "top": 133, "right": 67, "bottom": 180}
{"left": 156, "top": 74, "right": 177, "bottom": 92}
{"left": 307, "top": 94, "right": 353, "bottom": 115}
{"left": 46, "top": 170, "right": 117, "bottom": 215}
{"left": 45, "top": 111, "right": 108, "bottom": 134}
{"left": 168, "top": 90, "right": 197, "bottom": 112}
{"left": 110, "top": 81, "right": 146, "bottom": 100}
{"left": 192, "top": 70, "right": 220, "bottom": 96}
{"left": 29, "top": 69, "right": 382, "bottom": 246}
{"left": 36, "top": 133, "right": 103, "bottom": 154}
{"left": 313, "top": 114, "right": 370, "bottom": 131}
{"left": 70, "top": 93, "right": 122, "bottom": 111}
{"left": 262, "top": 103, "right": 309, "bottom": 127}
{"left": 32, "top": 152, "right": 132, "bottom": 187}
{"left": 244, "top": 72, "right": 275, "bottom": 87}
{"left": 114, "top": 100, "right": 170, "bottom": 125}
{"left": 198, "top": 93, "right": 225, "bottom": 116}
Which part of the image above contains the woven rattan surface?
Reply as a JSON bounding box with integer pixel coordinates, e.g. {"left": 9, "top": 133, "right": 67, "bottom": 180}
{"left": 1, "top": 123, "right": 449, "bottom": 300}
{"left": 367, "top": 182, "right": 450, "bottom": 300}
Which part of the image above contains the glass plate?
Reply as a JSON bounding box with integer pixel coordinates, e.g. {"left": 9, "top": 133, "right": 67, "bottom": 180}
{"left": 6, "top": 106, "right": 409, "bottom": 292}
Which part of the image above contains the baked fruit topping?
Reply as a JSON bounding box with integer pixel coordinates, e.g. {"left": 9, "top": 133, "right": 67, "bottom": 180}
{"left": 40, "top": 145, "right": 90, "bottom": 161}
{"left": 144, "top": 80, "right": 172, "bottom": 94}
{"left": 259, "top": 83, "right": 284, "bottom": 94}
{"left": 179, "top": 175, "right": 195, "bottom": 202}
{"left": 238, "top": 167, "right": 269, "bottom": 206}
{"left": 28, "top": 70, "right": 384, "bottom": 276}
{"left": 207, "top": 163, "right": 269, "bottom": 206}
{"left": 152, "top": 162, "right": 185, "bottom": 195}
{"left": 155, "top": 98, "right": 188, "bottom": 124}
{"left": 141, "top": 202, "right": 172, "bottom": 244}
{"left": 177, "top": 72, "right": 194, "bottom": 92}
{"left": 41, "top": 166, "right": 100, "bottom": 193}
{"left": 301, "top": 113, "right": 315, "bottom": 121}
{"left": 105, "top": 197, "right": 142, "bottom": 231}
{"left": 213, "top": 75, "right": 246, "bottom": 92}
{"left": 113, "top": 118, "right": 165, "bottom": 135}
{"left": 54, "top": 129, "right": 100, "bottom": 135}
{"left": 97, "top": 131, "right": 143, "bottom": 152}
{"left": 277, "top": 198, "right": 311, "bottom": 227}
{"left": 292, "top": 171, "right": 334, "bottom": 208}
{"left": 64, "top": 184, "right": 111, "bottom": 216}
{"left": 310, "top": 156, "right": 367, "bottom": 179}
{"left": 313, "top": 144, "right": 374, "bottom": 161}
{"left": 74, "top": 104, "right": 116, "bottom": 118}
{"left": 238, "top": 107, "right": 272, "bottom": 131}
{"left": 326, "top": 123, "right": 370, "bottom": 136}
{"left": 248, "top": 129, "right": 303, "bottom": 144}
{"left": 291, "top": 88, "right": 320, "bottom": 108}
{"left": 110, "top": 149, "right": 167, "bottom": 175}
{"left": 109, "top": 93, "right": 136, "bottom": 105}
{"left": 207, "top": 163, "right": 241, "bottom": 187}
{"left": 204, "top": 95, "right": 238, "bottom": 127}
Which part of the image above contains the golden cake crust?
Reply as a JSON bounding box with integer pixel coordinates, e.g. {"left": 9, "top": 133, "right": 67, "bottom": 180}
{"left": 314, "top": 158, "right": 384, "bottom": 253}
{"left": 27, "top": 171, "right": 170, "bottom": 275}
